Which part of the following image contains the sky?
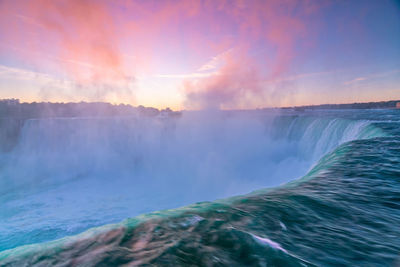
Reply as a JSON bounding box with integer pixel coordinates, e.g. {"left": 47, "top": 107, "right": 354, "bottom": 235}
{"left": 0, "top": 0, "right": 399, "bottom": 110}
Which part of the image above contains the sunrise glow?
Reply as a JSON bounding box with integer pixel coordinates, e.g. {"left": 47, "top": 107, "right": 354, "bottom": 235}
{"left": 0, "top": 0, "right": 399, "bottom": 109}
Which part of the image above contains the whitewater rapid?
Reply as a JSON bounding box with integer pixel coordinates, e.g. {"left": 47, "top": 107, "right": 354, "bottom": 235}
{"left": 0, "top": 110, "right": 383, "bottom": 251}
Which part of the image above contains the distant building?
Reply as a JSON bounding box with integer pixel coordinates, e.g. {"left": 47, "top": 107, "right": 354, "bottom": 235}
{"left": 396, "top": 102, "right": 400, "bottom": 109}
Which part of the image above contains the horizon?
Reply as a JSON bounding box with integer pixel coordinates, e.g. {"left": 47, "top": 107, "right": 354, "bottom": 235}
{"left": 1, "top": 97, "right": 399, "bottom": 112}
{"left": 0, "top": 0, "right": 399, "bottom": 109}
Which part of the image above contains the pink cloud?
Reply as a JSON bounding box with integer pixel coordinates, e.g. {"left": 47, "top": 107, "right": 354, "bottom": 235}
{"left": 183, "top": 0, "right": 324, "bottom": 109}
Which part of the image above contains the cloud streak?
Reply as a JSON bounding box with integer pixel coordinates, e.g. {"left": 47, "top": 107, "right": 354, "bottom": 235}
{"left": 344, "top": 69, "right": 400, "bottom": 85}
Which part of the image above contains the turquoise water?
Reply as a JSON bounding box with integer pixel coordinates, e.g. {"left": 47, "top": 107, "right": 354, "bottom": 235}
{"left": 0, "top": 109, "right": 399, "bottom": 266}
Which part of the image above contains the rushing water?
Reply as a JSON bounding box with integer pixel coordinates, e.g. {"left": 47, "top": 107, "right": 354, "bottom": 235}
{"left": 0, "top": 109, "right": 399, "bottom": 266}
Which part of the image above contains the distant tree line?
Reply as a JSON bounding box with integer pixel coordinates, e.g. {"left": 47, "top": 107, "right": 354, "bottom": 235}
{"left": 0, "top": 99, "right": 178, "bottom": 119}
{"left": 0, "top": 99, "right": 399, "bottom": 119}
{"left": 281, "top": 100, "right": 400, "bottom": 111}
